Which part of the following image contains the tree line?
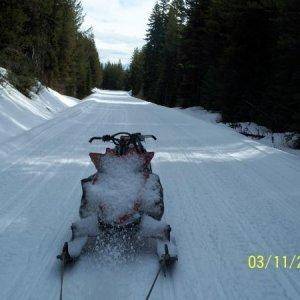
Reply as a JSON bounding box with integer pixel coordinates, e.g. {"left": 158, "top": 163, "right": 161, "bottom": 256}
{"left": 128, "top": 0, "right": 300, "bottom": 133}
{"left": 101, "top": 60, "right": 130, "bottom": 91}
{"left": 0, "top": 0, "right": 102, "bottom": 98}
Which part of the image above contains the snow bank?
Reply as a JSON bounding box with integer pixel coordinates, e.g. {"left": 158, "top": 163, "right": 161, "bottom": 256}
{"left": 92, "top": 88, "right": 132, "bottom": 97}
{"left": 229, "top": 123, "right": 299, "bottom": 155}
{"left": 178, "top": 106, "right": 300, "bottom": 155}
{"left": 0, "top": 76, "right": 78, "bottom": 143}
{"left": 176, "top": 106, "right": 222, "bottom": 124}
{"left": 35, "top": 86, "right": 77, "bottom": 113}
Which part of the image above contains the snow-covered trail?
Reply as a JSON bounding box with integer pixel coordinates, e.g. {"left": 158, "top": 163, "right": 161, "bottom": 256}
{"left": 0, "top": 90, "right": 300, "bottom": 300}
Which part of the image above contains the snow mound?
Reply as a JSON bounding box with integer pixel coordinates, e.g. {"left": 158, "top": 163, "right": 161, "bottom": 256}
{"left": 179, "top": 106, "right": 300, "bottom": 155}
{"left": 92, "top": 88, "right": 131, "bottom": 97}
{"left": 176, "top": 106, "right": 221, "bottom": 124}
{"left": 0, "top": 75, "right": 78, "bottom": 143}
{"left": 231, "top": 122, "right": 300, "bottom": 154}
{"left": 35, "top": 87, "right": 77, "bottom": 113}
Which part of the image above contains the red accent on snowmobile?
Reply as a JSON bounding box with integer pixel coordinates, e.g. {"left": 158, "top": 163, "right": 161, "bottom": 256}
{"left": 133, "top": 201, "right": 141, "bottom": 211}
{"left": 92, "top": 174, "right": 98, "bottom": 184}
{"left": 89, "top": 153, "right": 103, "bottom": 170}
{"left": 144, "top": 152, "right": 154, "bottom": 165}
{"left": 117, "top": 213, "right": 132, "bottom": 224}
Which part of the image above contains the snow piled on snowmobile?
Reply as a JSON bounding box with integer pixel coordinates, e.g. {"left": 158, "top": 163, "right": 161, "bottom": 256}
{"left": 86, "top": 153, "right": 147, "bottom": 222}
{"left": 80, "top": 149, "right": 163, "bottom": 225}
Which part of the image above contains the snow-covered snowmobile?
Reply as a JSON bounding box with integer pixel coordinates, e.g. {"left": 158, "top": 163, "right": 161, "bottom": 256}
{"left": 58, "top": 132, "right": 177, "bottom": 272}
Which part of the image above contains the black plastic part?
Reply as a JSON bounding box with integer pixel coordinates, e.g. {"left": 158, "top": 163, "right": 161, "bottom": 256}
{"left": 159, "top": 243, "right": 178, "bottom": 276}
{"left": 89, "top": 137, "right": 102, "bottom": 143}
{"left": 57, "top": 242, "right": 74, "bottom": 265}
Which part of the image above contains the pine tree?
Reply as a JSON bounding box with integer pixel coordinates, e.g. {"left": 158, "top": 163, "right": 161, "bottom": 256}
{"left": 129, "top": 48, "right": 145, "bottom": 96}
{"left": 159, "top": 0, "right": 170, "bottom": 26}
{"left": 143, "top": 3, "right": 166, "bottom": 103}
{"left": 172, "top": 0, "right": 187, "bottom": 24}
{"left": 180, "top": 0, "right": 212, "bottom": 107}
{"left": 218, "top": 1, "right": 277, "bottom": 125}
{"left": 160, "top": 0, "right": 185, "bottom": 106}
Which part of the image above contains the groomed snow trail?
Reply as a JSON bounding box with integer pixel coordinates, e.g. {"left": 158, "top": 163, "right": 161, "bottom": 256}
{"left": 0, "top": 90, "right": 300, "bottom": 300}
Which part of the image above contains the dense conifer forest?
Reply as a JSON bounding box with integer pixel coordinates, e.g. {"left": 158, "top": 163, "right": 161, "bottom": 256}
{"left": 128, "top": 0, "right": 300, "bottom": 133}
{"left": 101, "top": 61, "right": 130, "bottom": 91}
{"left": 0, "top": 0, "right": 102, "bottom": 98}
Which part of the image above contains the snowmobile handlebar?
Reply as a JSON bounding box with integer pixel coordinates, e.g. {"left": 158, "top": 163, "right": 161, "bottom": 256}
{"left": 89, "top": 132, "right": 157, "bottom": 145}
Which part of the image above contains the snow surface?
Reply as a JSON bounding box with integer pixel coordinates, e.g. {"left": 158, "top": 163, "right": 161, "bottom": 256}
{"left": 0, "top": 89, "right": 300, "bottom": 299}
{"left": 0, "top": 80, "right": 77, "bottom": 143}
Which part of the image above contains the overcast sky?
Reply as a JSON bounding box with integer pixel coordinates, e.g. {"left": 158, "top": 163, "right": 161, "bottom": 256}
{"left": 81, "top": 0, "right": 156, "bottom": 65}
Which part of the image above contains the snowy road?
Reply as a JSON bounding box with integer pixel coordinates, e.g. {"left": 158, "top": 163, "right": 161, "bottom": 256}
{"left": 1, "top": 90, "right": 300, "bottom": 300}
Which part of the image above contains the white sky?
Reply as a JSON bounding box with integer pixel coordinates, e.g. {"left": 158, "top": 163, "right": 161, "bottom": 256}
{"left": 80, "top": 0, "right": 156, "bottom": 65}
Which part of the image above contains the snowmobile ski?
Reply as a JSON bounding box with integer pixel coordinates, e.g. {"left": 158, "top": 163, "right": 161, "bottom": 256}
{"left": 57, "top": 243, "right": 75, "bottom": 300}
{"left": 146, "top": 243, "right": 178, "bottom": 300}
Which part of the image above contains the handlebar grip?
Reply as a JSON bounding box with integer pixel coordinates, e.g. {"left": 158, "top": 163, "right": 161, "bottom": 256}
{"left": 89, "top": 137, "right": 102, "bottom": 143}
{"left": 144, "top": 135, "right": 157, "bottom": 140}
{"left": 89, "top": 135, "right": 113, "bottom": 143}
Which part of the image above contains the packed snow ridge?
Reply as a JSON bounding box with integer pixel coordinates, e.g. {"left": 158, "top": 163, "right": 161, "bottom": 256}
{"left": 0, "top": 70, "right": 77, "bottom": 143}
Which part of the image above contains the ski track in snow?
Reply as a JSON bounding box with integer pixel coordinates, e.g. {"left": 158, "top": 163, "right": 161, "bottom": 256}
{"left": 0, "top": 90, "right": 300, "bottom": 300}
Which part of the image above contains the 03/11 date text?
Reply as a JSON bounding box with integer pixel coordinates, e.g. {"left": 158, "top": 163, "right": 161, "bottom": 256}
{"left": 248, "top": 255, "right": 300, "bottom": 269}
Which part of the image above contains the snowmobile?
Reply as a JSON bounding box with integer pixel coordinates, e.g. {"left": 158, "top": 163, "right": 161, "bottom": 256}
{"left": 57, "top": 132, "right": 177, "bottom": 298}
